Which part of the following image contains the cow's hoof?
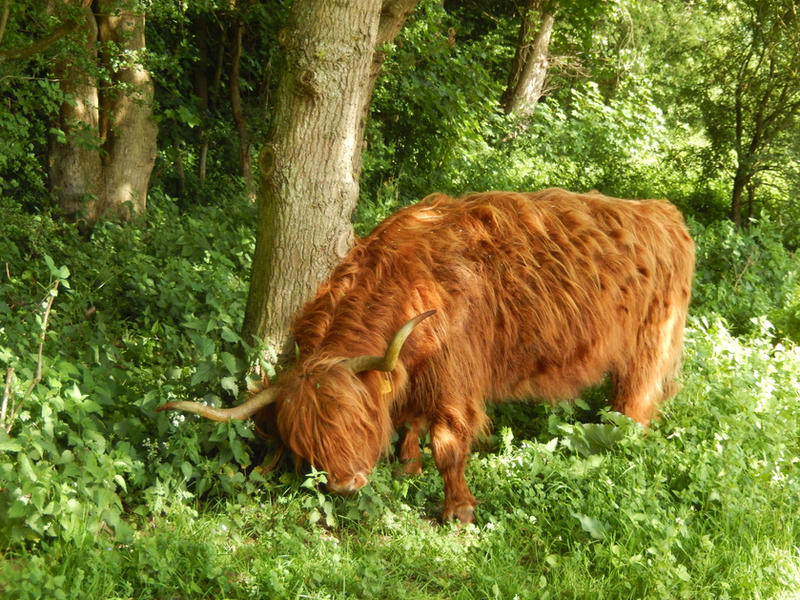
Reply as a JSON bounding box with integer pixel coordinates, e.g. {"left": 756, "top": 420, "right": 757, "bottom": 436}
{"left": 401, "top": 458, "right": 422, "bottom": 475}
{"left": 443, "top": 503, "right": 475, "bottom": 524}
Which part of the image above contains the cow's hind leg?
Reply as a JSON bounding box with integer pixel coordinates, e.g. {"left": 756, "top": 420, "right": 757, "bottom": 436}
{"left": 611, "top": 368, "right": 663, "bottom": 426}
{"left": 612, "top": 306, "right": 686, "bottom": 426}
{"left": 430, "top": 417, "right": 476, "bottom": 523}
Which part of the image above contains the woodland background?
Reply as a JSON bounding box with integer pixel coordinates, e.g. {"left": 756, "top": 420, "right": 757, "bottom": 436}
{"left": 1, "top": 0, "right": 799, "bottom": 598}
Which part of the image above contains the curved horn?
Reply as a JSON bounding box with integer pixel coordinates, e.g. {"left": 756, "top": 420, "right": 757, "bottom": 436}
{"left": 154, "top": 386, "right": 279, "bottom": 422}
{"left": 346, "top": 309, "right": 436, "bottom": 373}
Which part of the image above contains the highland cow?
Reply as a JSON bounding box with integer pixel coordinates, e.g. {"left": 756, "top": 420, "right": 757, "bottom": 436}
{"left": 157, "top": 188, "right": 695, "bottom": 522}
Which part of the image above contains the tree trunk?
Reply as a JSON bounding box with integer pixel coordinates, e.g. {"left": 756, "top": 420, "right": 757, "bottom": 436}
{"left": 230, "top": 11, "right": 254, "bottom": 200}
{"left": 501, "top": 0, "right": 556, "bottom": 117}
{"left": 730, "top": 164, "right": 751, "bottom": 227}
{"left": 353, "top": 0, "right": 419, "bottom": 170}
{"left": 242, "top": 0, "right": 383, "bottom": 357}
{"left": 48, "top": 0, "right": 157, "bottom": 223}
{"left": 95, "top": 0, "right": 158, "bottom": 219}
{"left": 48, "top": 1, "right": 103, "bottom": 220}
{"left": 745, "top": 181, "right": 756, "bottom": 226}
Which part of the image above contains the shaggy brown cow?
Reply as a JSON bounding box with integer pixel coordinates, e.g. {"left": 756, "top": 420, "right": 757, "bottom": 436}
{"left": 157, "top": 188, "right": 695, "bottom": 523}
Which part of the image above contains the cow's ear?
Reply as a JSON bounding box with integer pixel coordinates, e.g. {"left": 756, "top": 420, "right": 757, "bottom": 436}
{"left": 346, "top": 310, "right": 436, "bottom": 373}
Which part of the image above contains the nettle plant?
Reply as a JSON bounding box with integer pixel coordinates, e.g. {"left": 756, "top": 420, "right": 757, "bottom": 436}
{"left": 0, "top": 197, "right": 258, "bottom": 544}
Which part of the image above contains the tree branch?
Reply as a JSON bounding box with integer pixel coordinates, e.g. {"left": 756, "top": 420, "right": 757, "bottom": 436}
{"left": 0, "top": 21, "right": 80, "bottom": 62}
{"left": 0, "top": 0, "right": 93, "bottom": 63}
{"left": 0, "top": 0, "right": 10, "bottom": 48}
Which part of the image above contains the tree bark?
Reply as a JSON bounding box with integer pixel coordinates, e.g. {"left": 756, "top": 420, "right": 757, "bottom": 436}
{"left": 730, "top": 164, "right": 751, "bottom": 227}
{"left": 47, "top": 1, "right": 103, "bottom": 219}
{"left": 95, "top": 0, "right": 158, "bottom": 219}
{"left": 242, "top": 0, "right": 383, "bottom": 357}
{"left": 501, "top": 0, "right": 556, "bottom": 117}
{"left": 47, "top": 0, "right": 157, "bottom": 223}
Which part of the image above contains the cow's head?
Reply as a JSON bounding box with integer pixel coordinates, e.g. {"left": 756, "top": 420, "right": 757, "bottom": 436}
{"left": 155, "top": 310, "right": 435, "bottom": 493}
{"left": 273, "top": 356, "right": 390, "bottom": 493}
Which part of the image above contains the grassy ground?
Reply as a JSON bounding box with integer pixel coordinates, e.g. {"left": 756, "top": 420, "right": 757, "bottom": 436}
{"left": 1, "top": 198, "right": 798, "bottom": 599}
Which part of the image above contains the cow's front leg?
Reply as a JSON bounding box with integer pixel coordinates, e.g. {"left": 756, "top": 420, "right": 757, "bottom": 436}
{"left": 398, "top": 418, "right": 427, "bottom": 475}
{"left": 431, "top": 419, "right": 476, "bottom": 523}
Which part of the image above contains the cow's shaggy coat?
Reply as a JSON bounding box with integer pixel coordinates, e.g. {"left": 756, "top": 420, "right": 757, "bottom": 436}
{"left": 163, "top": 188, "right": 695, "bottom": 522}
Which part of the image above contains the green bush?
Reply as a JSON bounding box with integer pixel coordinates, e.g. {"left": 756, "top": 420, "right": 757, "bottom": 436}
{"left": 691, "top": 217, "right": 800, "bottom": 341}
{"left": 0, "top": 193, "right": 260, "bottom": 545}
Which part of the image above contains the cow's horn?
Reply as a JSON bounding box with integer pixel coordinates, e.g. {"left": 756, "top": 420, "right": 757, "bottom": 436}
{"left": 154, "top": 386, "right": 279, "bottom": 421}
{"left": 346, "top": 310, "right": 436, "bottom": 373}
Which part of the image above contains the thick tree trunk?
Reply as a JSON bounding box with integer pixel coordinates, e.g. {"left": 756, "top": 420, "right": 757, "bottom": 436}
{"left": 48, "top": 0, "right": 157, "bottom": 223}
{"left": 745, "top": 181, "right": 756, "bottom": 224}
{"left": 242, "top": 0, "right": 383, "bottom": 357}
{"left": 501, "top": 0, "right": 556, "bottom": 117}
{"left": 96, "top": 0, "right": 157, "bottom": 219}
{"left": 48, "top": 1, "right": 103, "bottom": 220}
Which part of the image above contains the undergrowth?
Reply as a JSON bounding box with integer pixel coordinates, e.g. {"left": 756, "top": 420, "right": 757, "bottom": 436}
{"left": 1, "top": 191, "right": 799, "bottom": 599}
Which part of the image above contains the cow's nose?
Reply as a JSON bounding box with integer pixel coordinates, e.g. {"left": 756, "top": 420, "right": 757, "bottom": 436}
{"left": 327, "top": 472, "right": 368, "bottom": 495}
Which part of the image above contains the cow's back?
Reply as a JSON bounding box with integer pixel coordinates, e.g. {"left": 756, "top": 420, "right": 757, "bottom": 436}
{"left": 365, "top": 188, "right": 694, "bottom": 403}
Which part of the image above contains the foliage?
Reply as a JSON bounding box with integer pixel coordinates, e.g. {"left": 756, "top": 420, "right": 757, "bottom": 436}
{"left": 360, "top": 0, "right": 736, "bottom": 230}
{"left": 0, "top": 192, "right": 258, "bottom": 545}
{"left": 691, "top": 217, "right": 800, "bottom": 341}
{"left": 627, "top": 0, "right": 800, "bottom": 224}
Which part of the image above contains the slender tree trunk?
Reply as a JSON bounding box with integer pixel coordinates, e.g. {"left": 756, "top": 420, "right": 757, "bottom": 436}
{"left": 730, "top": 164, "right": 751, "bottom": 227}
{"left": 501, "top": 0, "right": 556, "bottom": 117}
{"left": 242, "top": 0, "right": 383, "bottom": 357}
{"left": 48, "top": 0, "right": 157, "bottom": 222}
{"left": 353, "top": 0, "right": 419, "bottom": 170}
{"left": 230, "top": 10, "right": 254, "bottom": 200}
{"left": 192, "top": 14, "right": 219, "bottom": 191}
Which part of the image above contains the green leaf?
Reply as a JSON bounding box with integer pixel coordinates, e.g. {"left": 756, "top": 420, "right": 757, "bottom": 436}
{"left": 0, "top": 431, "right": 23, "bottom": 452}
{"left": 572, "top": 512, "right": 607, "bottom": 540}
{"left": 220, "top": 352, "right": 238, "bottom": 375}
{"left": 220, "top": 376, "right": 238, "bottom": 395}
{"left": 191, "top": 361, "right": 217, "bottom": 385}
{"left": 18, "top": 453, "right": 38, "bottom": 482}
{"left": 221, "top": 326, "right": 240, "bottom": 343}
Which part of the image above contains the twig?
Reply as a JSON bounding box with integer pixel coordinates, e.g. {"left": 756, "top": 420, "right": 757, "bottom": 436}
{"left": 24, "top": 280, "right": 59, "bottom": 398}
{"left": 3, "top": 280, "right": 59, "bottom": 432}
{"left": 732, "top": 252, "right": 756, "bottom": 291}
{"left": 1, "top": 367, "right": 14, "bottom": 431}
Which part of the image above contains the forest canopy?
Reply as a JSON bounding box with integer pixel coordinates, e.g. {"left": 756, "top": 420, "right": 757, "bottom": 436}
{"left": 1, "top": 1, "right": 799, "bottom": 598}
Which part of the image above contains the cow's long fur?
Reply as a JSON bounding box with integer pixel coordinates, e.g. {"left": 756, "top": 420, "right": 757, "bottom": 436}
{"left": 263, "top": 188, "right": 695, "bottom": 521}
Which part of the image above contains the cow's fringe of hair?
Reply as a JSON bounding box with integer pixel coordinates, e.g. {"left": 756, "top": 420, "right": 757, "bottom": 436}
{"left": 274, "top": 355, "right": 395, "bottom": 480}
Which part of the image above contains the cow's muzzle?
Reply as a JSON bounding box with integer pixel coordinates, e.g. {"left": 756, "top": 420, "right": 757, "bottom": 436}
{"left": 326, "top": 472, "right": 368, "bottom": 495}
